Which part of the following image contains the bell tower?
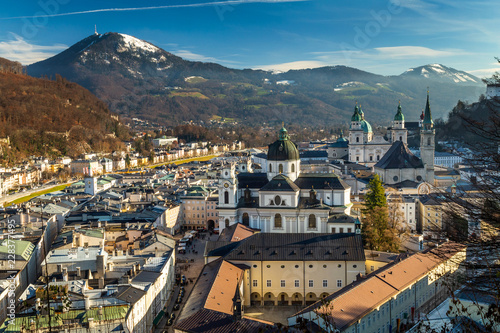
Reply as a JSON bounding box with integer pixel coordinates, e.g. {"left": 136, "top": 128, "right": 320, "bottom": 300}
{"left": 390, "top": 101, "right": 407, "bottom": 144}
{"left": 420, "top": 92, "right": 435, "bottom": 184}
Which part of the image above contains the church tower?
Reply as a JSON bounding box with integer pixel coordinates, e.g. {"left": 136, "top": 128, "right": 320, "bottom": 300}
{"left": 420, "top": 92, "right": 435, "bottom": 184}
{"left": 390, "top": 101, "right": 407, "bottom": 144}
{"left": 218, "top": 163, "right": 237, "bottom": 208}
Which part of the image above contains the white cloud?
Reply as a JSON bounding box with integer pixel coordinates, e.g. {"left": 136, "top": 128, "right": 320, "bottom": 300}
{"left": 253, "top": 60, "right": 326, "bottom": 72}
{"left": 466, "top": 67, "right": 500, "bottom": 79}
{"left": 0, "top": 33, "right": 67, "bottom": 64}
{"left": 373, "top": 46, "right": 460, "bottom": 59}
{"left": 170, "top": 49, "right": 239, "bottom": 66}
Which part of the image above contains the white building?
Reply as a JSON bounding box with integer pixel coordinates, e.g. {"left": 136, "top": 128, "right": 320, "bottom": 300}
{"left": 217, "top": 127, "right": 354, "bottom": 234}
{"left": 434, "top": 152, "right": 462, "bottom": 168}
{"left": 152, "top": 136, "right": 178, "bottom": 147}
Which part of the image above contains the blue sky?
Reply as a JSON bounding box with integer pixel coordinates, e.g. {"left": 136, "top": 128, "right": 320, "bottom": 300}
{"left": 0, "top": 0, "right": 499, "bottom": 77}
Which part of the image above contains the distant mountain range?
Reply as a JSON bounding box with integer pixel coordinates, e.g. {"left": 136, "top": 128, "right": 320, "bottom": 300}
{"left": 27, "top": 32, "right": 485, "bottom": 127}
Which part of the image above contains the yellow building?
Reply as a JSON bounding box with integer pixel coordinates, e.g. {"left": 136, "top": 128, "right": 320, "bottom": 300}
{"left": 289, "top": 242, "right": 466, "bottom": 332}
{"left": 205, "top": 232, "right": 366, "bottom": 306}
{"left": 417, "top": 195, "right": 443, "bottom": 234}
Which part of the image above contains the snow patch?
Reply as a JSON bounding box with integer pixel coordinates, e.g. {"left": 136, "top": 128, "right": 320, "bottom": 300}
{"left": 276, "top": 80, "right": 295, "bottom": 85}
{"left": 334, "top": 81, "right": 365, "bottom": 91}
{"left": 117, "top": 33, "right": 159, "bottom": 53}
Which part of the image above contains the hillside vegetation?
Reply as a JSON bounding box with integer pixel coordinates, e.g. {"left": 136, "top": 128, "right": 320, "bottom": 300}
{"left": 0, "top": 63, "right": 129, "bottom": 164}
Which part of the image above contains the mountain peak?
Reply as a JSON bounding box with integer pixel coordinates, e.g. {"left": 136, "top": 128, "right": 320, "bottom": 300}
{"left": 401, "top": 64, "right": 481, "bottom": 84}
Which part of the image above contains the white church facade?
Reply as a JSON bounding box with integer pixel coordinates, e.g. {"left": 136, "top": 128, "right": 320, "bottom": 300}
{"left": 217, "top": 127, "right": 356, "bottom": 234}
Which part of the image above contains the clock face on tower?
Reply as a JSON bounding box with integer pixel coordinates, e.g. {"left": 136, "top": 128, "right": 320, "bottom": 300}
{"left": 224, "top": 183, "right": 229, "bottom": 188}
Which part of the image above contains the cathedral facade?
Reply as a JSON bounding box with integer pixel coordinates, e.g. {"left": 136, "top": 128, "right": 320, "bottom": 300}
{"left": 348, "top": 103, "right": 408, "bottom": 164}
{"left": 217, "top": 127, "right": 356, "bottom": 234}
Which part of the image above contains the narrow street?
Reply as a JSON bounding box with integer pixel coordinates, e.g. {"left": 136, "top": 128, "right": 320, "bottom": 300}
{"left": 155, "top": 231, "right": 218, "bottom": 333}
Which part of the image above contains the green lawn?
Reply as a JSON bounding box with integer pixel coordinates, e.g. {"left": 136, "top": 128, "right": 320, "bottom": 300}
{"left": 4, "top": 184, "right": 70, "bottom": 207}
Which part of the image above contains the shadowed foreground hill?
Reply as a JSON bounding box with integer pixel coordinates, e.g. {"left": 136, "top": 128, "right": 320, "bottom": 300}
{"left": 0, "top": 65, "right": 129, "bottom": 164}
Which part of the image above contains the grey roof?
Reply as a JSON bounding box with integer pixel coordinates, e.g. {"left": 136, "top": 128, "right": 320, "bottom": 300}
{"left": 260, "top": 174, "right": 300, "bottom": 192}
{"left": 175, "top": 308, "right": 273, "bottom": 333}
{"left": 237, "top": 172, "right": 268, "bottom": 189}
{"left": 300, "top": 151, "right": 328, "bottom": 158}
{"left": 132, "top": 270, "right": 161, "bottom": 284}
{"left": 374, "top": 141, "right": 424, "bottom": 169}
{"left": 114, "top": 286, "right": 146, "bottom": 304}
{"left": 206, "top": 233, "right": 365, "bottom": 262}
{"left": 294, "top": 173, "right": 350, "bottom": 190}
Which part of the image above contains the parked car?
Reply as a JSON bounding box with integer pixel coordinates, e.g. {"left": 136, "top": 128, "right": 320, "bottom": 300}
{"left": 173, "top": 304, "right": 180, "bottom": 311}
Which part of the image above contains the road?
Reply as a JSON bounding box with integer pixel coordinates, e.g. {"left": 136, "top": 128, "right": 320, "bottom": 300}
{"left": 0, "top": 181, "right": 74, "bottom": 207}
{"left": 155, "top": 231, "right": 217, "bottom": 333}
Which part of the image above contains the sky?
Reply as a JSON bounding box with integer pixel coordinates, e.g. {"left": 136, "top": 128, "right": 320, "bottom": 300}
{"left": 0, "top": 0, "right": 499, "bottom": 78}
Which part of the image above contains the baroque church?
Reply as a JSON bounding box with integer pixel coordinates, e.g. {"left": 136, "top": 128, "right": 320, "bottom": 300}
{"left": 217, "top": 126, "right": 356, "bottom": 234}
{"left": 348, "top": 102, "right": 407, "bottom": 164}
{"left": 348, "top": 93, "right": 435, "bottom": 185}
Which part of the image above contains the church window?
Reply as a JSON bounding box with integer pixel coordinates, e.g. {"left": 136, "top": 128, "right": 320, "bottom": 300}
{"left": 356, "top": 156, "right": 359, "bottom": 162}
{"left": 416, "top": 175, "right": 423, "bottom": 182}
{"left": 269, "top": 163, "right": 272, "bottom": 172}
{"left": 369, "top": 156, "right": 373, "bottom": 161}
{"left": 308, "top": 214, "right": 316, "bottom": 229}
{"left": 399, "top": 136, "right": 403, "bottom": 141}
{"left": 427, "top": 137, "right": 431, "bottom": 145}
{"left": 224, "top": 191, "right": 229, "bottom": 204}
{"left": 356, "top": 137, "right": 360, "bottom": 143}
{"left": 279, "top": 164, "right": 283, "bottom": 173}
{"left": 291, "top": 163, "right": 295, "bottom": 172}
{"left": 224, "top": 219, "right": 229, "bottom": 228}
{"left": 242, "top": 213, "right": 249, "bottom": 226}
{"left": 393, "top": 176, "right": 399, "bottom": 182}
{"left": 377, "top": 155, "right": 380, "bottom": 161}
{"left": 274, "top": 195, "right": 281, "bottom": 205}
{"left": 274, "top": 214, "right": 282, "bottom": 228}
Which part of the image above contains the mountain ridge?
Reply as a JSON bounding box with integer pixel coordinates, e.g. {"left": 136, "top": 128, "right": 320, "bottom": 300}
{"left": 27, "top": 32, "right": 485, "bottom": 126}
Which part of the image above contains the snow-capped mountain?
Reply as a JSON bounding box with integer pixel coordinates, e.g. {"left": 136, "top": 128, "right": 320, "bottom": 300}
{"left": 401, "top": 64, "right": 481, "bottom": 84}
{"left": 27, "top": 32, "right": 485, "bottom": 126}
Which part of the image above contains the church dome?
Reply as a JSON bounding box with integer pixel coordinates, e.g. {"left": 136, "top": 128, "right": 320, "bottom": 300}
{"left": 394, "top": 102, "right": 404, "bottom": 121}
{"left": 351, "top": 104, "right": 362, "bottom": 122}
{"left": 360, "top": 119, "right": 372, "bottom": 133}
{"left": 267, "top": 126, "right": 299, "bottom": 161}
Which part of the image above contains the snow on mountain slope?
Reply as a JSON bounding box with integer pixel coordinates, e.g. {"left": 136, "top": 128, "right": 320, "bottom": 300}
{"left": 401, "top": 64, "right": 481, "bottom": 84}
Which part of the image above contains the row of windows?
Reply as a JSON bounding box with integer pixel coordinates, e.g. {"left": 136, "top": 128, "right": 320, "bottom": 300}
{"left": 273, "top": 214, "right": 317, "bottom": 229}
{"left": 254, "top": 263, "right": 348, "bottom": 269}
{"left": 256, "top": 279, "right": 342, "bottom": 288}
{"left": 269, "top": 163, "right": 296, "bottom": 173}
{"left": 331, "top": 227, "right": 352, "bottom": 233}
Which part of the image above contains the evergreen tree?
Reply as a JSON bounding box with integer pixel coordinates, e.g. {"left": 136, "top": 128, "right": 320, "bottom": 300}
{"left": 362, "top": 175, "right": 400, "bottom": 251}
{"left": 364, "top": 175, "right": 387, "bottom": 211}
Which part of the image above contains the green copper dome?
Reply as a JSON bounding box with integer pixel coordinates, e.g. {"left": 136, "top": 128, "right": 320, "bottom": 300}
{"left": 394, "top": 102, "right": 405, "bottom": 121}
{"left": 360, "top": 119, "right": 372, "bottom": 133}
{"left": 337, "top": 130, "right": 348, "bottom": 142}
{"left": 267, "top": 126, "right": 299, "bottom": 161}
{"left": 351, "top": 104, "right": 362, "bottom": 122}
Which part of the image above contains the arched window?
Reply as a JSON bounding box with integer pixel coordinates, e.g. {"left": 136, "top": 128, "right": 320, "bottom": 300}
{"left": 377, "top": 155, "right": 380, "bottom": 161}
{"left": 224, "top": 191, "right": 229, "bottom": 204}
{"left": 269, "top": 163, "right": 272, "bottom": 173}
{"left": 356, "top": 137, "right": 360, "bottom": 143}
{"left": 224, "top": 219, "right": 229, "bottom": 228}
{"left": 399, "top": 136, "right": 403, "bottom": 141}
{"left": 279, "top": 164, "right": 283, "bottom": 174}
{"left": 242, "top": 213, "right": 249, "bottom": 226}
{"left": 427, "top": 137, "right": 431, "bottom": 146}
{"left": 369, "top": 156, "right": 373, "bottom": 161}
{"left": 308, "top": 214, "right": 316, "bottom": 229}
{"left": 291, "top": 163, "right": 295, "bottom": 173}
{"left": 274, "top": 214, "right": 282, "bottom": 229}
